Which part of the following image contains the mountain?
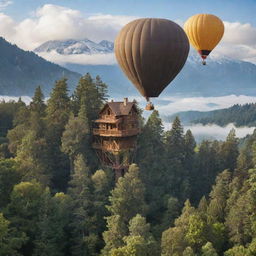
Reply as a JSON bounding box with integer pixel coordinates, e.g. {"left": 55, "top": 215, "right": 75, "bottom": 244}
{"left": 164, "top": 103, "right": 256, "bottom": 127}
{"left": 34, "top": 39, "right": 114, "bottom": 55}
{"left": 63, "top": 55, "right": 256, "bottom": 98}
{"left": 0, "top": 37, "right": 81, "bottom": 96}
{"left": 35, "top": 39, "right": 256, "bottom": 98}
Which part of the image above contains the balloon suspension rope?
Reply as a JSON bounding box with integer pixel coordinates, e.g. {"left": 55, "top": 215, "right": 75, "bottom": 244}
{"left": 145, "top": 97, "right": 154, "bottom": 111}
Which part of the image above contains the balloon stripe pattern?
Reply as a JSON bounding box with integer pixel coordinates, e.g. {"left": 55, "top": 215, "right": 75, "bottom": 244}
{"left": 115, "top": 18, "right": 189, "bottom": 98}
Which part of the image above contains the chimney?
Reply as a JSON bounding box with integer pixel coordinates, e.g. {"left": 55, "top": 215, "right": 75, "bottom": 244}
{"left": 124, "top": 97, "right": 128, "bottom": 106}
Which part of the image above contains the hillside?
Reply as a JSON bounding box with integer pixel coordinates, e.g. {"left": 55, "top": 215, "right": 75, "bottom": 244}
{"left": 0, "top": 37, "right": 81, "bottom": 96}
{"left": 165, "top": 103, "right": 256, "bottom": 127}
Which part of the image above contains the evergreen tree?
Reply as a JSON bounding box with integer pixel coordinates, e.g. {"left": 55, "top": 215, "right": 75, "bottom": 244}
{"left": 136, "top": 110, "right": 166, "bottom": 227}
{"left": 91, "top": 170, "right": 113, "bottom": 251}
{"left": 220, "top": 129, "right": 239, "bottom": 171}
{"left": 72, "top": 73, "right": 107, "bottom": 125}
{"left": 33, "top": 192, "right": 71, "bottom": 256}
{"left": 30, "top": 86, "right": 46, "bottom": 117}
{"left": 208, "top": 170, "right": 232, "bottom": 223}
{"left": 46, "top": 78, "right": 71, "bottom": 191}
{"left": 61, "top": 99, "right": 96, "bottom": 172}
{"left": 0, "top": 212, "right": 27, "bottom": 256}
{"left": 109, "top": 214, "right": 158, "bottom": 256}
{"left": 106, "top": 164, "right": 147, "bottom": 223}
{"left": 103, "top": 164, "right": 147, "bottom": 254}
{"left": 0, "top": 159, "right": 21, "bottom": 209}
{"left": 68, "top": 154, "right": 99, "bottom": 256}
{"left": 192, "top": 140, "right": 222, "bottom": 202}
{"left": 164, "top": 117, "right": 188, "bottom": 200}
{"left": 6, "top": 181, "right": 47, "bottom": 256}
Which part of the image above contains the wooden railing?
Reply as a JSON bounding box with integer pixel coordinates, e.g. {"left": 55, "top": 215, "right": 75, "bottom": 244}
{"left": 93, "top": 128, "right": 140, "bottom": 137}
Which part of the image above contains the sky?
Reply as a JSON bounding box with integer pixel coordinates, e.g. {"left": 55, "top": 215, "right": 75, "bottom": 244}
{"left": 0, "top": 0, "right": 255, "bottom": 64}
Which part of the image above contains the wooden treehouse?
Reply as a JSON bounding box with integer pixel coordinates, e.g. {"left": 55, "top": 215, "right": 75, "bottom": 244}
{"left": 92, "top": 98, "right": 140, "bottom": 179}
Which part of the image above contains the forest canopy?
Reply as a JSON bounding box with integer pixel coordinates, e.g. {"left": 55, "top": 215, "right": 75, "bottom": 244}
{"left": 0, "top": 74, "right": 255, "bottom": 256}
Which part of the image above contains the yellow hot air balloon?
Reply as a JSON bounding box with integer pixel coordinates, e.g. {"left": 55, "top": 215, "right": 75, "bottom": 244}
{"left": 184, "top": 14, "right": 224, "bottom": 65}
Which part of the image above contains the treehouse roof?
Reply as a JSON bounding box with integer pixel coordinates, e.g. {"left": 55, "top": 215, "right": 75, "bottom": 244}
{"left": 100, "top": 100, "right": 137, "bottom": 116}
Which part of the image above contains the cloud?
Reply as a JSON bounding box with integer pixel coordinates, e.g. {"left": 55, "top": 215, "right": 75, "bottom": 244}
{"left": 0, "top": 95, "right": 32, "bottom": 105}
{"left": 37, "top": 51, "right": 116, "bottom": 65}
{"left": 0, "top": 4, "right": 137, "bottom": 51}
{"left": 0, "top": 0, "right": 12, "bottom": 10}
{"left": 156, "top": 95, "right": 256, "bottom": 116}
{"left": 163, "top": 122, "right": 255, "bottom": 141}
{"left": 211, "top": 22, "right": 256, "bottom": 63}
{"left": 0, "top": 4, "right": 255, "bottom": 64}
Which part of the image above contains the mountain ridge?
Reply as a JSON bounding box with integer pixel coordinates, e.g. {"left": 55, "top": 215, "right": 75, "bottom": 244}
{"left": 35, "top": 38, "right": 256, "bottom": 98}
{"left": 34, "top": 39, "right": 114, "bottom": 55}
{"left": 0, "top": 37, "right": 81, "bottom": 96}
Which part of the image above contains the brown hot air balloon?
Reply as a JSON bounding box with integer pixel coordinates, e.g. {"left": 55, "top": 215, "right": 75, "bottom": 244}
{"left": 115, "top": 18, "right": 189, "bottom": 110}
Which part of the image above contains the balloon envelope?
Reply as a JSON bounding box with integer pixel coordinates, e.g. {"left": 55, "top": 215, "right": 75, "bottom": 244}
{"left": 115, "top": 18, "right": 189, "bottom": 98}
{"left": 184, "top": 14, "right": 224, "bottom": 60}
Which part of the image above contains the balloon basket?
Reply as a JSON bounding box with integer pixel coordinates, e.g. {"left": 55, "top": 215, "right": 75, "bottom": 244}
{"left": 202, "top": 60, "right": 206, "bottom": 65}
{"left": 145, "top": 102, "right": 154, "bottom": 111}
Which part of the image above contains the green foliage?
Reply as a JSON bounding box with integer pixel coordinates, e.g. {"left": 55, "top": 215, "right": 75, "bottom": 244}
{"left": 107, "top": 164, "right": 147, "bottom": 223}
{"left": 33, "top": 191, "right": 71, "bottom": 256}
{"left": 0, "top": 159, "right": 21, "bottom": 209}
{"left": 0, "top": 212, "right": 27, "bottom": 256}
{"left": 1, "top": 77, "right": 256, "bottom": 256}
{"left": 201, "top": 242, "right": 218, "bottom": 256}
{"left": 224, "top": 245, "right": 251, "bottom": 256}
{"left": 182, "top": 247, "right": 195, "bottom": 256}
{"left": 192, "top": 103, "right": 256, "bottom": 127}
{"left": 6, "top": 181, "right": 48, "bottom": 255}
{"left": 220, "top": 129, "right": 239, "bottom": 171}
{"left": 108, "top": 215, "right": 158, "bottom": 256}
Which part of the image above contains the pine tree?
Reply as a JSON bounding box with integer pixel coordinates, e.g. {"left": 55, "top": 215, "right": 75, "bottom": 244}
{"left": 220, "top": 129, "right": 239, "bottom": 171}
{"left": 30, "top": 86, "right": 46, "bottom": 116}
{"left": 68, "top": 154, "right": 97, "bottom": 256}
{"left": 109, "top": 214, "right": 158, "bottom": 256}
{"left": 102, "top": 164, "right": 147, "bottom": 254}
{"left": 208, "top": 170, "right": 232, "bottom": 223}
{"left": 0, "top": 159, "right": 21, "bottom": 209}
{"left": 72, "top": 73, "right": 107, "bottom": 125}
{"left": 164, "top": 116, "right": 187, "bottom": 199}
{"left": 136, "top": 110, "right": 166, "bottom": 227}
{"left": 33, "top": 191, "right": 71, "bottom": 256}
{"left": 46, "top": 78, "right": 71, "bottom": 191}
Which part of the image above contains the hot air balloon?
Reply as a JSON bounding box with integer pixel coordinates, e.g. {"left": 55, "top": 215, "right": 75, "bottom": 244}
{"left": 184, "top": 14, "right": 224, "bottom": 65}
{"left": 115, "top": 18, "right": 189, "bottom": 110}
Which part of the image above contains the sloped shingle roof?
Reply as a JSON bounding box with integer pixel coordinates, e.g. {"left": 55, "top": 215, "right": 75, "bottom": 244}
{"left": 100, "top": 101, "right": 136, "bottom": 116}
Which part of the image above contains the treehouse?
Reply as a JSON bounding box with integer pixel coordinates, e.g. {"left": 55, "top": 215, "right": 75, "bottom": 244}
{"left": 92, "top": 98, "right": 140, "bottom": 179}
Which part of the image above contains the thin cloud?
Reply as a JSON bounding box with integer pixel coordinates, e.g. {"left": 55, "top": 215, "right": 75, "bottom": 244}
{"left": 157, "top": 95, "right": 256, "bottom": 116}
{"left": 164, "top": 122, "right": 255, "bottom": 141}
{"left": 37, "top": 51, "right": 116, "bottom": 65}
{"left": 0, "top": 0, "right": 12, "bottom": 10}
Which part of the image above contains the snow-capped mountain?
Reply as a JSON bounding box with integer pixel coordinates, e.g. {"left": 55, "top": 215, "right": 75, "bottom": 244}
{"left": 34, "top": 39, "right": 114, "bottom": 55}
{"left": 34, "top": 39, "right": 256, "bottom": 98}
